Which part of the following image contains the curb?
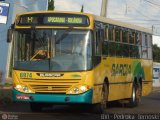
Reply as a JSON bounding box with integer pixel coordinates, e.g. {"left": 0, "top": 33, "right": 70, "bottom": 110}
{"left": 0, "top": 87, "right": 12, "bottom": 90}
{"left": 152, "top": 87, "right": 160, "bottom": 92}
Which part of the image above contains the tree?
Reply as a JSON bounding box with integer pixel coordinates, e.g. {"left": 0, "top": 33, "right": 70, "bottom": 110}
{"left": 48, "top": 0, "right": 55, "bottom": 10}
{"left": 81, "top": 5, "right": 84, "bottom": 12}
{"left": 153, "top": 44, "right": 160, "bottom": 62}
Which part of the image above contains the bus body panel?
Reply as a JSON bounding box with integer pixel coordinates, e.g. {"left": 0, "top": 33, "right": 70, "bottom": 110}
{"left": 11, "top": 11, "right": 153, "bottom": 106}
{"left": 99, "top": 57, "right": 152, "bottom": 101}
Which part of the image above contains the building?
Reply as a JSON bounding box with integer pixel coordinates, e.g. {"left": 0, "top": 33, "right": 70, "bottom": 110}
{"left": 0, "top": 0, "right": 48, "bottom": 84}
{"left": 153, "top": 62, "right": 160, "bottom": 87}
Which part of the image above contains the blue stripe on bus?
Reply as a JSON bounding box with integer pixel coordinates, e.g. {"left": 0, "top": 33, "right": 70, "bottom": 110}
{"left": 12, "top": 89, "right": 93, "bottom": 104}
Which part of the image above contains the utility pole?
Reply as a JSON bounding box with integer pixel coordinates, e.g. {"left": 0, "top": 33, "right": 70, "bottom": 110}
{"left": 152, "top": 25, "right": 155, "bottom": 34}
{"left": 100, "top": 0, "right": 108, "bottom": 17}
{"left": 81, "top": 5, "right": 84, "bottom": 13}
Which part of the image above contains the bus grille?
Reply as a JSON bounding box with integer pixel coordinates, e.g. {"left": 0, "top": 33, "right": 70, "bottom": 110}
{"left": 22, "top": 79, "right": 81, "bottom": 93}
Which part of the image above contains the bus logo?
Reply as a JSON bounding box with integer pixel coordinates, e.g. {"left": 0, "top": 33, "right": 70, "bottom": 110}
{"left": 37, "top": 73, "right": 64, "bottom": 77}
{"left": 112, "top": 64, "right": 131, "bottom": 76}
{"left": 48, "top": 86, "right": 52, "bottom": 91}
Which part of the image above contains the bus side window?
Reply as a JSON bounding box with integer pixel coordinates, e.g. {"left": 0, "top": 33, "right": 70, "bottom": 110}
{"left": 93, "top": 29, "right": 102, "bottom": 67}
{"left": 129, "top": 30, "right": 135, "bottom": 44}
{"left": 122, "top": 44, "right": 129, "bottom": 57}
{"left": 102, "top": 25, "right": 108, "bottom": 55}
{"left": 147, "top": 34, "right": 152, "bottom": 48}
{"left": 122, "top": 28, "right": 129, "bottom": 43}
{"left": 148, "top": 34, "right": 152, "bottom": 59}
{"left": 142, "top": 33, "right": 147, "bottom": 47}
{"left": 108, "top": 42, "right": 116, "bottom": 57}
{"left": 115, "top": 27, "right": 121, "bottom": 42}
{"left": 135, "top": 31, "right": 141, "bottom": 45}
{"left": 142, "top": 33, "right": 148, "bottom": 59}
{"left": 116, "top": 43, "right": 123, "bottom": 57}
{"left": 108, "top": 25, "right": 114, "bottom": 41}
{"left": 95, "top": 30, "right": 102, "bottom": 56}
{"left": 138, "top": 32, "right": 142, "bottom": 58}
{"left": 102, "top": 41, "right": 108, "bottom": 55}
{"left": 105, "top": 24, "right": 109, "bottom": 41}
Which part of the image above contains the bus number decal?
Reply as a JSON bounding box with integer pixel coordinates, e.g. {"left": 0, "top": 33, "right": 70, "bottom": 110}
{"left": 112, "top": 64, "right": 131, "bottom": 76}
{"left": 20, "top": 73, "right": 32, "bottom": 78}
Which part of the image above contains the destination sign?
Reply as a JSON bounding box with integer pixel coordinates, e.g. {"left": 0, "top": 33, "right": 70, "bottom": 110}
{"left": 18, "top": 13, "right": 89, "bottom": 26}
{"left": 46, "top": 17, "right": 83, "bottom": 24}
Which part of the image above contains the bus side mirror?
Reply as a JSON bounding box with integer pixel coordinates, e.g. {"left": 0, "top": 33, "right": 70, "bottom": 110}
{"left": 7, "top": 29, "right": 13, "bottom": 43}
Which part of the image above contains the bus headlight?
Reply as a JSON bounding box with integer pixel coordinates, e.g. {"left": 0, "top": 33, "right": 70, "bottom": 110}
{"left": 16, "top": 85, "right": 22, "bottom": 90}
{"left": 15, "top": 84, "right": 34, "bottom": 93}
{"left": 23, "top": 86, "right": 29, "bottom": 92}
{"left": 80, "top": 86, "right": 87, "bottom": 91}
{"left": 66, "top": 84, "right": 90, "bottom": 94}
{"left": 73, "top": 87, "right": 79, "bottom": 93}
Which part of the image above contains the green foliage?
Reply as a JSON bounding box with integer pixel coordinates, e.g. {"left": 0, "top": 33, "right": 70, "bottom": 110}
{"left": 4, "top": 83, "right": 12, "bottom": 87}
{"left": 153, "top": 44, "right": 160, "bottom": 62}
{"left": 48, "top": 0, "right": 55, "bottom": 10}
{"left": 0, "top": 83, "right": 12, "bottom": 88}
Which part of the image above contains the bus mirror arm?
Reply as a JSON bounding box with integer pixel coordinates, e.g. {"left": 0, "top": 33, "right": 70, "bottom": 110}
{"left": 7, "top": 24, "right": 15, "bottom": 43}
{"left": 7, "top": 29, "right": 13, "bottom": 43}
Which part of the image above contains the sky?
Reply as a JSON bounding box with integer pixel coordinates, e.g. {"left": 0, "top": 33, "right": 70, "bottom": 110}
{"left": 54, "top": 0, "right": 160, "bottom": 47}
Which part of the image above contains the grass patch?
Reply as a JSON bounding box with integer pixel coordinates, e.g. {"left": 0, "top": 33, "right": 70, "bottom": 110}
{"left": 4, "top": 83, "right": 12, "bottom": 87}
{"left": 0, "top": 83, "right": 12, "bottom": 88}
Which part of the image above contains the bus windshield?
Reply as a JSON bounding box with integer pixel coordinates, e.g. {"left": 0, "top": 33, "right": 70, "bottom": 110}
{"left": 13, "top": 29, "right": 92, "bottom": 72}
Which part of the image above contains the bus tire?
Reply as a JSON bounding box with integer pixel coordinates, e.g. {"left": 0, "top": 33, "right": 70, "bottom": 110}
{"left": 30, "top": 102, "right": 43, "bottom": 112}
{"left": 93, "top": 83, "right": 108, "bottom": 114}
{"left": 128, "top": 82, "right": 142, "bottom": 107}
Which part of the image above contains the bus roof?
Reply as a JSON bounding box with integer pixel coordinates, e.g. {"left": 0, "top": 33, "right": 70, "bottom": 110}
{"left": 15, "top": 11, "right": 153, "bottom": 34}
{"left": 94, "top": 15, "right": 152, "bottom": 34}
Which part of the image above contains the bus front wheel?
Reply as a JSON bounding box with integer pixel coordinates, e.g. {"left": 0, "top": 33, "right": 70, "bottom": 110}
{"left": 93, "top": 83, "right": 108, "bottom": 114}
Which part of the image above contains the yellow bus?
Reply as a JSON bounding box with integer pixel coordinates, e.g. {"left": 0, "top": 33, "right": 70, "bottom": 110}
{"left": 8, "top": 11, "right": 153, "bottom": 113}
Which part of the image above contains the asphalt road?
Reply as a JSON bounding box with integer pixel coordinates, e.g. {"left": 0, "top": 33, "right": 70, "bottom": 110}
{"left": 0, "top": 88, "right": 160, "bottom": 120}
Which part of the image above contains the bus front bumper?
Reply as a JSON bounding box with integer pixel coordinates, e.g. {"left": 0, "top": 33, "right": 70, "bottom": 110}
{"left": 12, "top": 89, "right": 93, "bottom": 104}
